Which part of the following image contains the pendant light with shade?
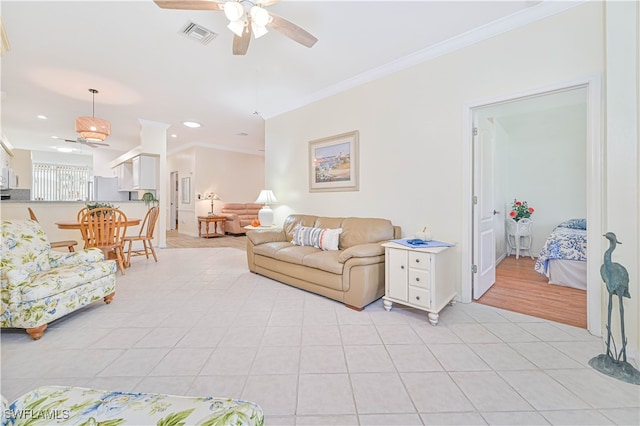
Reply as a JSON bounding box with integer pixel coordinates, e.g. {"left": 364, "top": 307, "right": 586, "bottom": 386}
{"left": 75, "top": 89, "right": 110, "bottom": 142}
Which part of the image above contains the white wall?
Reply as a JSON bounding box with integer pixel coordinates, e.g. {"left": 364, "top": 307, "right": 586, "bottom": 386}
{"left": 167, "top": 147, "right": 197, "bottom": 235}
{"left": 167, "top": 146, "right": 264, "bottom": 236}
{"left": 604, "top": 0, "right": 639, "bottom": 363}
{"left": 193, "top": 146, "right": 264, "bottom": 214}
{"left": 499, "top": 103, "right": 587, "bottom": 254}
{"left": 93, "top": 149, "right": 126, "bottom": 177}
{"left": 267, "top": 2, "right": 603, "bottom": 256}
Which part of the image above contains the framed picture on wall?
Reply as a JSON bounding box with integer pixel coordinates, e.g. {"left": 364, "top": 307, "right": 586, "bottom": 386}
{"left": 181, "top": 177, "right": 190, "bottom": 204}
{"left": 309, "top": 130, "right": 359, "bottom": 192}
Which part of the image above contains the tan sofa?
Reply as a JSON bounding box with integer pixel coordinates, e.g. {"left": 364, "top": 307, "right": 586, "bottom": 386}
{"left": 219, "top": 203, "right": 263, "bottom": 234}
{"left": 246, "top": 214, "right": 400, "bottom": 310}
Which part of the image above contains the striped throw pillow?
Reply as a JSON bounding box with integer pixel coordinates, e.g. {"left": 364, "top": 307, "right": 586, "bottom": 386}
{"left": 292, "top": 225, "right": 343, "bottom": 251}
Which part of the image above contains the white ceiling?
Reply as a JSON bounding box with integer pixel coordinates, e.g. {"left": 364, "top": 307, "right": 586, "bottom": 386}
{"left": 1, "top": 0, "right": 563, "bottom": 157}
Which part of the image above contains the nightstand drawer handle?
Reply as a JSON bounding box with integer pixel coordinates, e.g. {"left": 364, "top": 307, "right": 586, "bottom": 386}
{"left": 415, "top": 277, "right": 420, "bottom": 282}
{"left": 416, "top": 296, "right": 420, "bottom": 300}
{"left": 415, "top": 259, "right": 420, "bottom": 263}
{"left": 400, "top": 265, "right": 405, "bottom": 270}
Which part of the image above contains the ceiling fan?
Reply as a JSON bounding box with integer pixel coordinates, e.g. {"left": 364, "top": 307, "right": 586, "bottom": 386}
{"left": 53, "top": 136, "right": 109, "bottom": 148}
{"left": 154, "top": 0, "right": 318, "bottom": 55}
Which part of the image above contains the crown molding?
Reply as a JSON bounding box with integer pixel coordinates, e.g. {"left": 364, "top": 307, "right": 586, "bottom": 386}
{"left": 262, "top": 1, "right": 586, "bottom": 119}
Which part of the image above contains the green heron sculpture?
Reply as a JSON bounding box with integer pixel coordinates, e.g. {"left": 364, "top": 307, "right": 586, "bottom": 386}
{"left": 589, "top": 232, "right": 639, "bottom": 384}
{"left": 601, "top": 232, "right": 630, "bottom": 361}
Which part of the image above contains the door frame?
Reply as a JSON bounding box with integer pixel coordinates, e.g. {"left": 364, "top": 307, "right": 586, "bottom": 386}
{"left": 170, "top": 171, "right": 178, "bottom": 230}
{"left": 461, "top": 76, "right": 603, "bottom": 336}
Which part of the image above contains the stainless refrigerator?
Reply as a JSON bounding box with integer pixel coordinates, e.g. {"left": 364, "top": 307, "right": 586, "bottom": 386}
{"left": 88, "top": 176, "right": 129, "bottom": 201}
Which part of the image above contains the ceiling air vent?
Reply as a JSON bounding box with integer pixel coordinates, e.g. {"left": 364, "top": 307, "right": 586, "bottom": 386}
{"left": 179, "top": 21, "right": 217, "bottom": 45}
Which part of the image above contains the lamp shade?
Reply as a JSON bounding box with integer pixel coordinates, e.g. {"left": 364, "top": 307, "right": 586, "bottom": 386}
{"left": 255, "top": 190, "right": 278, "bottom": 204}
{"left": 250, "top": 6, "right": 270, "bottom": 26}
{"left": 206, "top": 192, "right": 220, "bottom": 216}
{"left": 75, "top": 116, "right": 110, "bottom": 142}
{"left": 224, "top": 1, "right": 244, "bottom": 21}
{"left": 227, "top": 19, "right": 245, "bottom": 37}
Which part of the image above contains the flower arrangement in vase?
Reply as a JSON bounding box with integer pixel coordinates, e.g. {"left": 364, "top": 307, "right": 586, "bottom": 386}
{"left": 509, "top": 199, "right": 534, "bottom": 222}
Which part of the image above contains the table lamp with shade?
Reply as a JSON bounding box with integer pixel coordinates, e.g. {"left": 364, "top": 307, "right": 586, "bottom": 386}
{"left": 255, "top": 190, "right": 278, "bottom": 226}
{"left": 206, "top": 192, "right": 220, "bottom": 216}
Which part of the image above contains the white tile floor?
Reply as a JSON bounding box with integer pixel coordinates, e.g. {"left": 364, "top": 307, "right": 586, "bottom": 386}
{"left": 2, "top": 247, "right": 639, "bottom": 425}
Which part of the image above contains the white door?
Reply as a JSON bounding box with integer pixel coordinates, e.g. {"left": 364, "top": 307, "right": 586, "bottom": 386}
{"left": 473, "top": 115, "right": 497, "bottom": 299}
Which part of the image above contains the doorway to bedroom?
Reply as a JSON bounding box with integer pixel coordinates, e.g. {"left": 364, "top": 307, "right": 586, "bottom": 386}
{"left": 470, "top": 85, "right": 590, "bottom": 328}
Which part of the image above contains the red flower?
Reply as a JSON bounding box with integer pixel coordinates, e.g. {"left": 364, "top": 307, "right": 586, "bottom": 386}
{"left": 510, "top": 198, "right": 534, "bottom": 222}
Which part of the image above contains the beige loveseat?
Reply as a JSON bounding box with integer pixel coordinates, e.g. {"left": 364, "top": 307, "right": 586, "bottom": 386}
{"left": 246, "top": 214, "right": 400, "bottom": 310}
{"left": 219, "top": 203, "right": 262, "bottom": 234}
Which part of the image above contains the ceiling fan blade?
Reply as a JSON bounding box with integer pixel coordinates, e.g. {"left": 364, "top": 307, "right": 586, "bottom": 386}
{"left": 78, "top": 137, "right": 109, "bottom": 147}
{"left": 84, "top": 142, "right": 105, "bottom": 148}
{"left": 267, "top": 12, "right": 317, "bottom": 48}
{"left": 232, "top": 26, "right": 251, "bottom": 55}
{"left": 85, "top": 141, "right": 110, "bottom": 147}
{"left": 53, "top": 136, "right": 77, "bottom": 143}
{"left": 153, "top": 0, "right": 224, "bottom": 11}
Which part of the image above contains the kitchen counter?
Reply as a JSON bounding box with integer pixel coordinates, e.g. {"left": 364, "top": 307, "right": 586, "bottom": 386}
{"left": 0, "top": 200, "right": 145, "bottom": 203}
{"left": 1, "top": 201, "right": 150, "bottom": 249}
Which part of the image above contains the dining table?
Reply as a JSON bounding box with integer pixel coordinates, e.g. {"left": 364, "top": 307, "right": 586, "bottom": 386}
{"left": 56, "top": 217, "right": 142, "bottom": 269}
{"left": 55, "top": 218, "right": 141, "bottom": 230}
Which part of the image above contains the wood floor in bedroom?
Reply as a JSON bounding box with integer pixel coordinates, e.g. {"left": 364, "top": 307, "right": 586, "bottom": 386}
{"left": 476, "top": 256, "right": 587, "bottom": 328}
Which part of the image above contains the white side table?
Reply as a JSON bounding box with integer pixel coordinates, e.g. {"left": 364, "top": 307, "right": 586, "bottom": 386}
{"left": 506, "top": 218, "right": 533, "bottom": 259}
{"left": 382, "top": 242, "right": 457, "bottom": 326}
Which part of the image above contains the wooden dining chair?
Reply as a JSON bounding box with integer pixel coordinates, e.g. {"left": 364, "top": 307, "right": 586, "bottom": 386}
{"left": 124, "top": 206, "right": 159, "bottom": 266}
{"left": 77, "top": 207, "right": 89, "bottom": 222}
{"left": 27, "top": 207, "right": 78, "bottom": 252}
{"left": 79, "top": 207, "right": 128, "bottom": 274}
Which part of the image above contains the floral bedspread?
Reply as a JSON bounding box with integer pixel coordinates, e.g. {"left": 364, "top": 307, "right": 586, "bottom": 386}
{"left": 534, "top": 220, "right": 587, "bottom": 276}
{"left": 2, "top": 386, "right": 264, "bottom": 425}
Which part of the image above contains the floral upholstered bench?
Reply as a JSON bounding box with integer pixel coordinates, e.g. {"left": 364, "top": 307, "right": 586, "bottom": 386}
{"left": 1, "top": 386, "right": 264, "bottom": 425}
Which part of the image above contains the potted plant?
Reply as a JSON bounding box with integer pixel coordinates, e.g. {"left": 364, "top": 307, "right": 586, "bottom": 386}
{"left": 86, "top": 202, "right": 117, "bottom": 217}
{"left": 142, "top": 192, "right": 159, "bottom": 208}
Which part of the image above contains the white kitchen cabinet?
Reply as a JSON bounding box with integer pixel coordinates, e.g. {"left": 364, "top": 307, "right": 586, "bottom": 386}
{"left": 132, "top": 155, "right": 157, "bottom": 190}
{"left": 114, "top": 155, "right": 157, "bottom": 190}
{"left": 382, "top": 242, "right": 457, "bottom": 325}
{"left": 115, "top": 162, "right": 133, "bottom": 190}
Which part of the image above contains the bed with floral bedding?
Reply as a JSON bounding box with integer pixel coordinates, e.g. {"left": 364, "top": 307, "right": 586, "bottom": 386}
{"left": 534, "top": 218, "right": 587, "bottom": 290}
{"left": 1, "top": 385, "right": 264, "bottom": 425}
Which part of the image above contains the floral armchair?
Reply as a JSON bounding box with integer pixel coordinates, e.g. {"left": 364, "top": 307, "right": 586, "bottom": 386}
{"left": 1, "top": 219, "right": 117, "bottom": 340}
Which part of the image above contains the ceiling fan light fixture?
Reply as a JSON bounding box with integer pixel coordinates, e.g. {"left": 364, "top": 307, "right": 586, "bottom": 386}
{"left": 250, "top": 6, "right": 270, "bottom": 27}
{"left": 251, "top": 21, "right": 268, "bottom": 39}
{"left": 224, "top": 2, "right": 244, "bottom": 21}
{"left": 76, "top": 89, "right": 110, "bottom": 142}
{"left": 227, "top": 19, "right": 246, "bottom": 37}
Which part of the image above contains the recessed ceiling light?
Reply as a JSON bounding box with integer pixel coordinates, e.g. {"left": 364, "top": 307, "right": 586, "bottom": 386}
{"left": 56, "top": 147, "right": 73, "bottom": 153}
{"left": 182, "top": 121, "right": 201, "bottom": 128}
{"left": 37, "top": 115, "right": 48, "bottom": 120}
{"left": 170, "top": 134, "right": 177, "bottom": 138}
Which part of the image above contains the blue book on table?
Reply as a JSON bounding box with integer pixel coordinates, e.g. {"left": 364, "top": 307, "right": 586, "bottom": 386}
{"left": 389, "top": 238, "right": 454, "bottom": 249}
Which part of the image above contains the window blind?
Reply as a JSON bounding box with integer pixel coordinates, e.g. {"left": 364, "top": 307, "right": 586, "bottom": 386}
{"left": 32, "top": 163, "right": 89, "bottom": 201}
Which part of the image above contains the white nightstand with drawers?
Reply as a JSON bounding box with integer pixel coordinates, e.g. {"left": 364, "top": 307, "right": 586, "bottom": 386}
{"left": 382, "top": 242, "right": 456, "bottom": 326}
